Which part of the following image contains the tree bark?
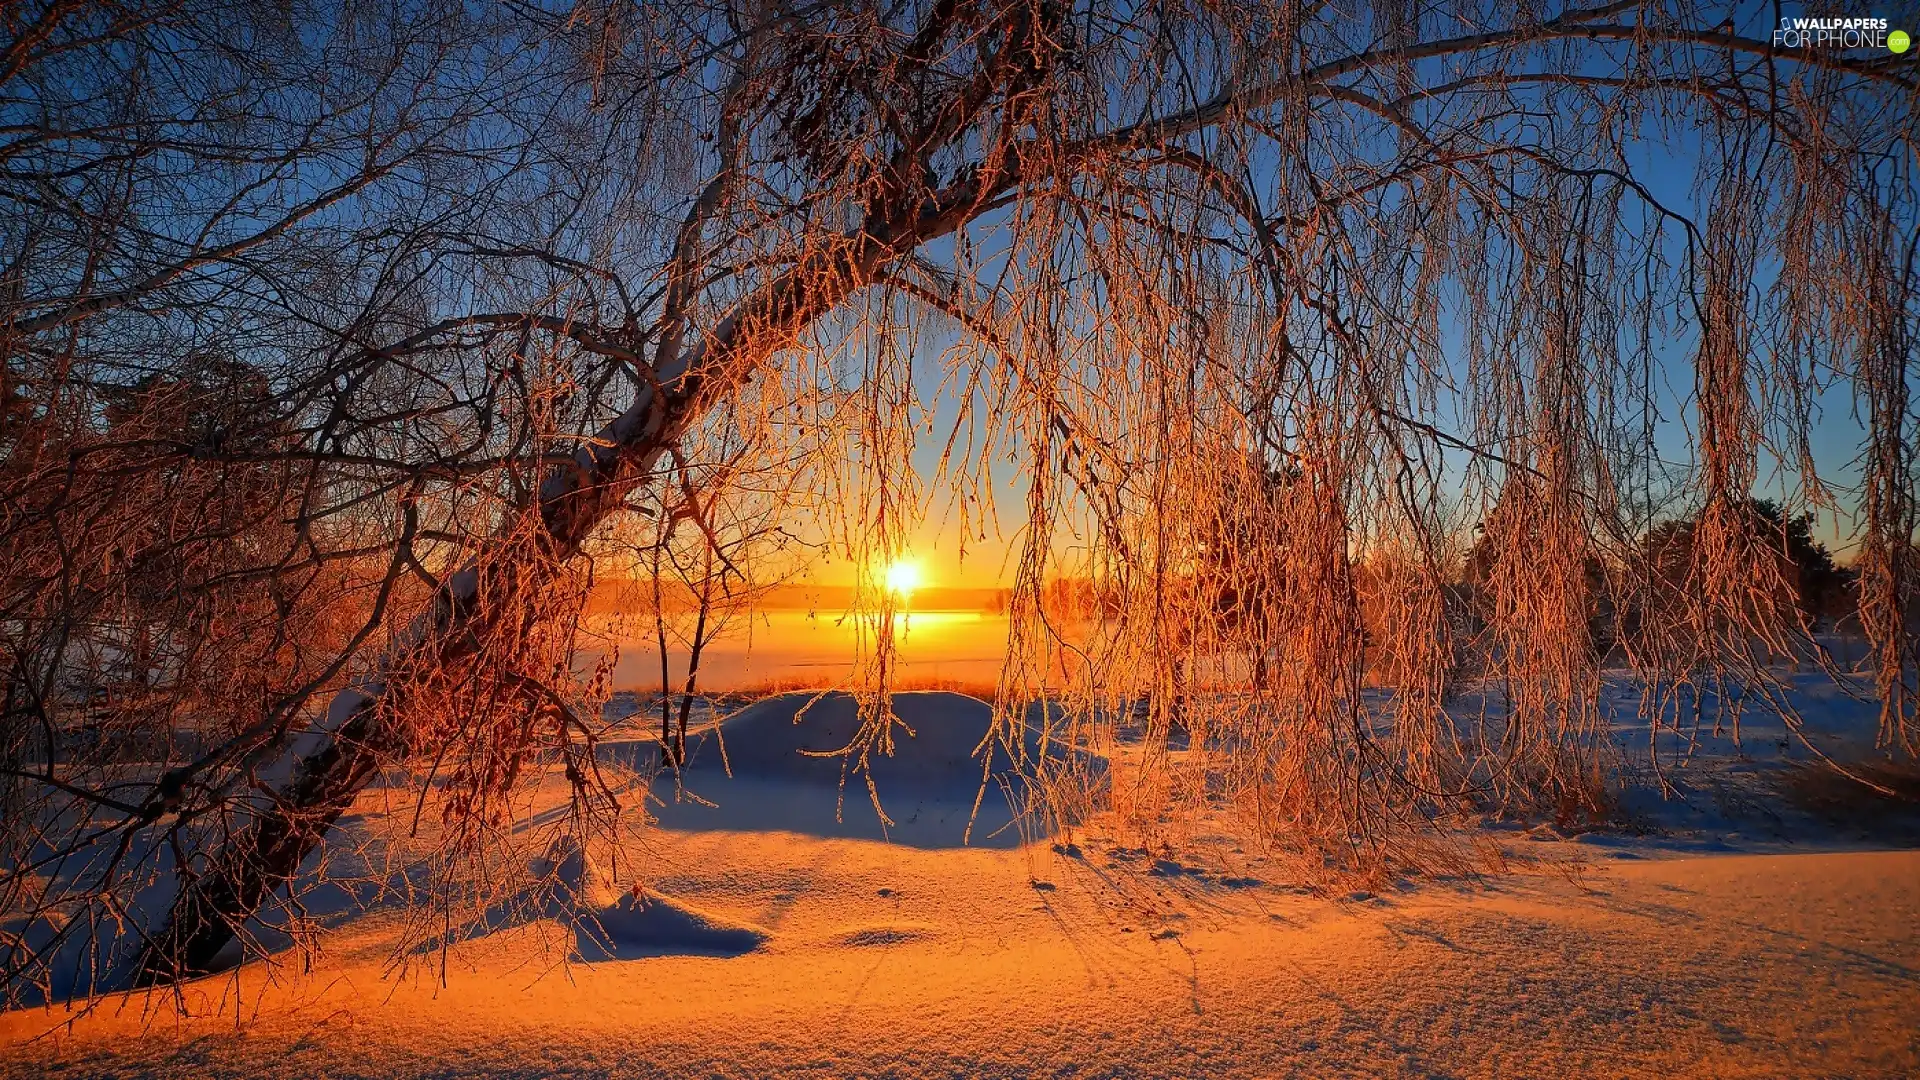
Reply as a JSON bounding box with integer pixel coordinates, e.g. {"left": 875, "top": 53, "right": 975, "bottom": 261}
{"left": 133, "top": 694, "right": 386, "bottom": 983}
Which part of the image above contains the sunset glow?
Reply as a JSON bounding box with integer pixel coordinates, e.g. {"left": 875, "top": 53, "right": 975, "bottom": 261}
{"left": 883, "top": 558, "right": 923, "bottom": 602}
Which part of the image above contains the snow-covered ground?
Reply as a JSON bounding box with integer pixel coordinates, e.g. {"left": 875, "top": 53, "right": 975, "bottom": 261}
{"left": 4, "top": 678, "right": 1918, "bottom": 1077}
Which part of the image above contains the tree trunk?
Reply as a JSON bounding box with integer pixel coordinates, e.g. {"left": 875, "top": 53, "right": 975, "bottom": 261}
{"left": 131, "top": 436, "right": 660, "bottom": 982}
{"left": 133, "top": 695, "right": 387, "bottom": 983}
{"left": 675, "top": 558, "right": 714, "bottom": 765}
{"left": 128, "top": 366, "right": 690, "bottom": 982}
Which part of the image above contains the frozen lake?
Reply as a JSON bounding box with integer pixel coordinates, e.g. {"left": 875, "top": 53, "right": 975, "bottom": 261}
{"left": 583, "top": 608, "right": 1015, "bottom": 691}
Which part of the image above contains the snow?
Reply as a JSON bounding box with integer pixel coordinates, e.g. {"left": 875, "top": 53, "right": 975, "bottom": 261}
{"left": 4, "top": 686, "right": 1918, "bottom": 1077}
{"left": 513, "top": 836, "right": 770, "bottom": 959}
{"left": 629, "top": 691, "right": 1092, "bottom": 848}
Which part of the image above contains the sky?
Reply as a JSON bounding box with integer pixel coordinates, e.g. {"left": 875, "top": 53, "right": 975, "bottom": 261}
{"left": 786, "top": 3, "right": 1909, "bottom": 596}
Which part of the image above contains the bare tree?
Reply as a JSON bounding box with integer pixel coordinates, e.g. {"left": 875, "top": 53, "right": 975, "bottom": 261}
{"left": 626, "top": 402, "right": 807, "bottom": 767}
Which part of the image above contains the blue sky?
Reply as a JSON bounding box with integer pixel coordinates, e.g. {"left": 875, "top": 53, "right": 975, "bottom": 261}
{"left": 854, "top": 5, "right": 1914, "bottom": 586}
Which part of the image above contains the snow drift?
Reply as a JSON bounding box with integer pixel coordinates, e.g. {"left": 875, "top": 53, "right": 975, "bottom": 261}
{"left": 530, "top": 837, "right": 768, "bottom": 959}
{"left": 417, "top": 837, "right": 770, "bottom": 962}
{"left": 631, "top": 691, "right": 1100, "bottom": 849}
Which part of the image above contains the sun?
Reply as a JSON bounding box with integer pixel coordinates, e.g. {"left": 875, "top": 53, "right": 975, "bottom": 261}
{"left": 883, "top": 558, "right": 923, "bottom": 602}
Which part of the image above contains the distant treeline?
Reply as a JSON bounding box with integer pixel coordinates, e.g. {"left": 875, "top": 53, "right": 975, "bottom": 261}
{"left": 1033, "top": 498, "right": 1871, "bottom": 651}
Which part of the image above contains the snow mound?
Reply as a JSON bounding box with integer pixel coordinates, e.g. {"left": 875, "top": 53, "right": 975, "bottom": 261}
{"left": 686, "top": 691, "right": 1082, "bottom": 793}
{"left": 532, "top": 837, "right": 768, "bottom": 959}
{"left": 643, "top": 692, "right": 1099, "bottom": 848}
{"left": 577, "top": 891, "right": 769, "bottom": 959}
